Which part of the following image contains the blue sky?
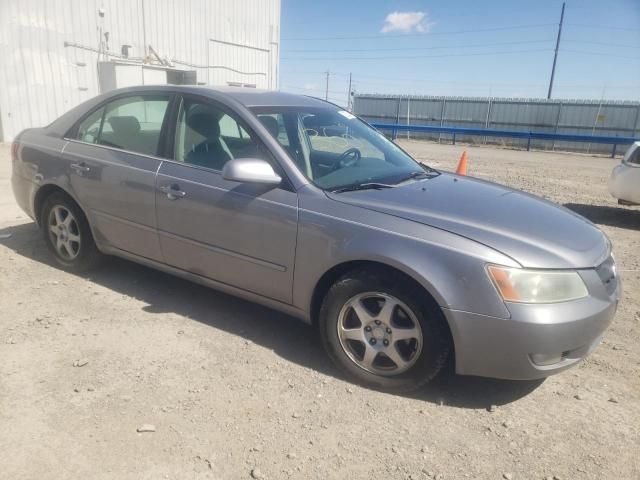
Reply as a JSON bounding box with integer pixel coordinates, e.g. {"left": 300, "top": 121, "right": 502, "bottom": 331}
{"left": 279, "top": 0, "right": 640, "bottom": 106}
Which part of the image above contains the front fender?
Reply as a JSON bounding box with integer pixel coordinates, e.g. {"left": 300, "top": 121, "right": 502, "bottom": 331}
{"left": 294, "top": 187, "right": 517, "bottom": 320}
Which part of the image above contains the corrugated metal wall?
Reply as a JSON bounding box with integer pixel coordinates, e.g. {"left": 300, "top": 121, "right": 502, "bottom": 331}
{"left": 354, "top": 94, "right": 640, "bottom": 154}
{"left": 0, "top": 0, "right": 281, "bottom": 141}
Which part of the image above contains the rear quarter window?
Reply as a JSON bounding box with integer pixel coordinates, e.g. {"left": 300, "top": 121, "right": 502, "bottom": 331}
{"left": 76, "top": 107, "right": 105, "bottom": 144}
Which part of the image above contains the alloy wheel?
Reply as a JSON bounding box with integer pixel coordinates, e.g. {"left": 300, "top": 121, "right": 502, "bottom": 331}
{"left": 336, "top": 292, "right": 423, "bottom": 376}
{"left": 48, "top": 205, "right": 81, "bottom": 260}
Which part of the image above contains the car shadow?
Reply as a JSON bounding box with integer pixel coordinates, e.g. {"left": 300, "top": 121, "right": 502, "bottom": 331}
{"left": 565, "top": 202, "right": 640, "bottom": 231}
{"left": 0, "top": 221, "right": 542, "bottom": 409}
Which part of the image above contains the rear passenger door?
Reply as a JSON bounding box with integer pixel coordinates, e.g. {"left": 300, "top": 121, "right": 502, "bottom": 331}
{"left": 64, "top": 93, "right": 172, "bottom": 261}
{"left": 155, "top": 95, "right": 298, "bottom": 303}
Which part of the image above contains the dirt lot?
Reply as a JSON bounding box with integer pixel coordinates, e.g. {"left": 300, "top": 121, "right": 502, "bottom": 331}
{"left": 1, "top": 141, "right": 638, "bottom": 480}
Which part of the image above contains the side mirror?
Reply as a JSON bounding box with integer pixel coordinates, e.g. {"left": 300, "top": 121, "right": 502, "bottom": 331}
{"left": 222, "top": 158, "right": 282, "bottom": 185}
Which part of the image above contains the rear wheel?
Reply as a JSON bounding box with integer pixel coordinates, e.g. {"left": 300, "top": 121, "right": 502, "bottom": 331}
{"left": 319, "top": 268, "right": 450, "bottom": 392}
{"left": 41, "top": 192, "right": 102, "bottom": 272}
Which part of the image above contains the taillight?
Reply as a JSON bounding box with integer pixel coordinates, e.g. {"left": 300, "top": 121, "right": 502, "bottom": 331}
{"left": 11, "top": 141, "right": 19, "bottom": 162}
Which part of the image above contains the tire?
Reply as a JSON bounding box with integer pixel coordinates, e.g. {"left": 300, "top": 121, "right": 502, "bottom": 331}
{"left": 319, "top": 268, "right": 451, "bottom": 392}
{"left": 40, "top": 192, "right": 103, "bottom": 272}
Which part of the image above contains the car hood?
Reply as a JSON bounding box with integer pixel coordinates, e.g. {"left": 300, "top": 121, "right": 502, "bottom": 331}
{"left": 327, "top": 173, "right": 609, "bottom": 269}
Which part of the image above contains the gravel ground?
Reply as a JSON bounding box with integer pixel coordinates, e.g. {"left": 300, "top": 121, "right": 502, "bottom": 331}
{"left": 0, "top": 141, "right": 638, "bottom": 480}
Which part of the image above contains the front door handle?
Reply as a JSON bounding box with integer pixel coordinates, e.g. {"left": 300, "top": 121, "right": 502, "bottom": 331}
{"left": 159, "top": 183, "right": 187, "bottom": 200}
{"left": 70, "top": 162, "right": 91, "bottom": 174}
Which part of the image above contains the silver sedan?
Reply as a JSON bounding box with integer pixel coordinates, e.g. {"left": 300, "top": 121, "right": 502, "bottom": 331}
{"left": 11, "top": 86, "right": 620, "bottom": 391}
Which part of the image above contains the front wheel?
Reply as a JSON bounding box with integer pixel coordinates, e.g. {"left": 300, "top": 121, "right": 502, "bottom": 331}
{"left": 319, "top": 269, "right": 451, "bottom": 392}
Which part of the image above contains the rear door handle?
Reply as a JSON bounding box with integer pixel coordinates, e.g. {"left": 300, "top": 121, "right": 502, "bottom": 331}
{"left": 70, "top": 162, "right": 91, "bottom": 174}
{"left": 159, "top": 183, "right": 187, "bottom": 200}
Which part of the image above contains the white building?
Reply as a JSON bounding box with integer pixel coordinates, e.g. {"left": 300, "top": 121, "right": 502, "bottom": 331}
{"left": 0, "top": 0, "right": 281, "bottom": 141}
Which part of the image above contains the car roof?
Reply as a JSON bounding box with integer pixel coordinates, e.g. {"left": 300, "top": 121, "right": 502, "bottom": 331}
{"left": 44, "top": 84, "right": 341, "bottom": 140}
{"left": 108, "top": 85, "right": 335, "bottom": 109}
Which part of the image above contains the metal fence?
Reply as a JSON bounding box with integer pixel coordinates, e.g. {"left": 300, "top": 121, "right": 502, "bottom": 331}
{"left": 354, "top": 94, "right": 640, "bottom": 155}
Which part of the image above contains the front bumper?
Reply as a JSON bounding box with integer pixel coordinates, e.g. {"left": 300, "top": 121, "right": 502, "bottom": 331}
{"left": 444, "top": 267, "right": 620, "bottom": 380}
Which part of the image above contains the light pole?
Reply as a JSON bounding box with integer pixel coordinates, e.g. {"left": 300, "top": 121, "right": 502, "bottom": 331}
{"left": 547, "top": 2, "right": 566, "bottom": 99}
{"left": 325, "top": 70, "right": 330, "bottom": 101}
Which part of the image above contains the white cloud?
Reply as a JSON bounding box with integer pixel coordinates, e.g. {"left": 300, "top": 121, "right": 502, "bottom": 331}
{"left": 381, "top": 11, "right": 433, "bottom": 34}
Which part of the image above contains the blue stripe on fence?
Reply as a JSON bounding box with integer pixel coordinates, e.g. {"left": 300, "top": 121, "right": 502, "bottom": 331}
{"left": 371, "top": 122, "right": 640, "bottom": 157}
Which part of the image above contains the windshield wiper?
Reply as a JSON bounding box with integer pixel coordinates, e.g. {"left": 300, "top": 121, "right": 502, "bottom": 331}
{"left": 395, "top": 169, "right": 439, "bottom": 184}
{"left": 330, "top": 182, "right": 397, "bottom": 194}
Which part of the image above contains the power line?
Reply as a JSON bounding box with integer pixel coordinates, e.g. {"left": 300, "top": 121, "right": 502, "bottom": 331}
{"left": 284, "top": 86, "right": 343, "bottom": 98}
{"left": 566, "top": 23, "right": 640, "bottom": 31}
{"left": 281, "top": 39, "right": 640, "bottom": 57}
{"left": 282, "top": 23, "right": 556, "bottom": 41}
{"left": 281, "top": 5, "right": 557, "bottom": 26}
{"left": 350, "top": 72, "right": 531, "bottom": 85}
{"left": 283, "top": 84, "right": 345, "bottom": 95}
{"left": 283, "top": 81, "right": 640, "bottom": 102}
{"left": 352, "top": 77, "right": 547, "bottom": 87}
{"left": 282, "top": 39, "right": 554, "bottom": 53}
{"left": 285, "top": 75, "right": 472, "bottom": 88}
{"left": 369, "top": 80, "right": 639, "bottom": 90}
{"left": 552, "top": 84, "right": 640, "bottom": 90}
{"left": 282, "top": 48, "right": 553, "bottom": 61}
{"left": 562, "top": 49, "right": 640, "bottom": 61}
{"left": 282, "top": 47, "right": 640, "bottom": 63}
{"left": 279, "top": 69, "right": 353, "bottom": 77}
{"left": 281, "top": 71, "right": 640, "bottom": 91}
{"left": 563, "top": 40, "right": 640, "bottom": 49}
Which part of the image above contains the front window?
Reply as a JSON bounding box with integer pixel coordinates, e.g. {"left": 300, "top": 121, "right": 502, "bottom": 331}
{"left": 251, "top": 107, "right": 435, "bottom": 191}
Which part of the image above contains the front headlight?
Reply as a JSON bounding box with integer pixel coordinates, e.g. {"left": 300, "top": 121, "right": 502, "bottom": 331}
{"left": 487, "top": 265, "right": 588, "bottom": 303}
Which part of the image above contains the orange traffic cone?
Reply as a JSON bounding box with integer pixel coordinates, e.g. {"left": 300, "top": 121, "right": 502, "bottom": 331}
{"left": 456, "top": 150, "right": 468, "bottom": 175}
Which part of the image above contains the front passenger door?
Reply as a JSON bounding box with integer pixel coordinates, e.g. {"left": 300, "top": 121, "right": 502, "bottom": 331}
{"left": 155, "top": 96, "right": 298, "bottom": 303}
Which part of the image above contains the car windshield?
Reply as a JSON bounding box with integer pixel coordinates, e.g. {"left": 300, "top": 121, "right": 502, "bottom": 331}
{"left": 250, "top": 106, "right": 436, "bottom": 191}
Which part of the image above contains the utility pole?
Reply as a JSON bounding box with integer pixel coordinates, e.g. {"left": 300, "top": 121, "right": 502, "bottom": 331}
{"left": 347, "top": 72, "right": 352, "bottom": 110}
{"left": 325, "top": 70, "right": 330, "bottom": 101}
{"left": 547, "top": 2, "right": 565, "bottom": 99}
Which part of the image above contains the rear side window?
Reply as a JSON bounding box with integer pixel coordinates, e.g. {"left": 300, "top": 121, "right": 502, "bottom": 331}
{"left": 76, "top": 95, "right": 170, "bottom": 157}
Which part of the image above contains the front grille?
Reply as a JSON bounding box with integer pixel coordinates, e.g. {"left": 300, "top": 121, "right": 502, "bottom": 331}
{"left": 595, "top": 255, "right": 618, "bottom": 296}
